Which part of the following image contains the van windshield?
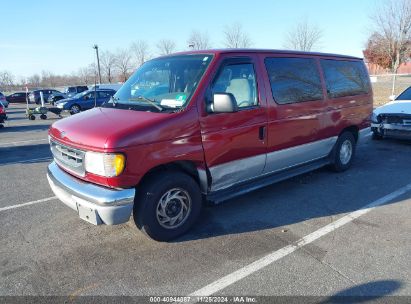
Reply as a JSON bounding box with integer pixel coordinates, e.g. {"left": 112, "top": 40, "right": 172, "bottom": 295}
{"left": 105, "top": 54, "right": 213, "bottom": 112}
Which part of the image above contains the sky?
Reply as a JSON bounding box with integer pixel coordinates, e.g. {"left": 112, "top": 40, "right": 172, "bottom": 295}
{"left": 0, "top": 0, "right": 379, "bottom": 79}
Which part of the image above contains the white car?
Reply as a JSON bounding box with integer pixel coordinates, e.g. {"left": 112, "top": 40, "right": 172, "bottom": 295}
{"left": 371, "top": 86, "right": 411, "bottom": 140}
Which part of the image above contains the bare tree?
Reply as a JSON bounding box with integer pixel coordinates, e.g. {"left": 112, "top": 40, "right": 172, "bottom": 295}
{"left": 78, "top": 67, "right": 92, "bottom": 85}
{"left": 223, "top": 23, "right": 252, "bottom": 48}
{"left": 40, "top": 70, "right": 58, "bottom": 87}
{"left": 131, "top": 40, "right": 151, "bottom": 67}
{"left": 283, "top": 19, "right": 322, "bottom": 51}
{"left": 115, "top": 48, "right": 133, "bottom": 82}
{"left": 156, "top": 39, "right": 176, "bottom": 55}
{"left": 0, "top": 71, "right": 15, "bottom": 90}
{"left": 28, "top": 74, "right": 41, "bottom": 87}
{"left": 368, "top": 0, "right": 411, "bottom": 73}
{"left": 187, "top": 30, "right": 212, "bottom": 50}
{"left": 100, "top": 51, "right": 116, "bottom": 83}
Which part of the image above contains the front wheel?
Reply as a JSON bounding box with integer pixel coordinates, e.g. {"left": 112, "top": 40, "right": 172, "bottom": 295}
{"left": 69, "top": 104, "right": 81, "bottom": 115}
{"left": 330, "top": 132, "right": 356, "bottom": 172}
{"left": 133, "top": 171, "right": 202, "bottom": 241}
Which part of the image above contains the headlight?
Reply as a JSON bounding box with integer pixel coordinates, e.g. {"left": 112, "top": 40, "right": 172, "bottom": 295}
{"left": 57, "top": 102, "right": 66, "bottom": 108}
{"left": 84, "top": 152, "right": 126, "bottom": 177}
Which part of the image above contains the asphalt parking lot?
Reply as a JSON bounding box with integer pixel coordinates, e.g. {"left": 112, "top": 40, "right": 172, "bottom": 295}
{"left": 1, "top": 103, "right": 411, "bottom": 302}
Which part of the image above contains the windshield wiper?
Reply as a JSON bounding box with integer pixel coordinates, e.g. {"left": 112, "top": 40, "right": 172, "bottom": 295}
{"left": 129, "top": 96, "right": 163, "bottom": 111}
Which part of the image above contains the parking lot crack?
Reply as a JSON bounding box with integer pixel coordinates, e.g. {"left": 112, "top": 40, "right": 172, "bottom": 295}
{"left": 300, "top": 246, "right": 357, "bottom": 285}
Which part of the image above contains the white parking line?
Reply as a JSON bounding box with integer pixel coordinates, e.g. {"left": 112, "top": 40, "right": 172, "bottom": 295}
{"left": 0, "top": 196, "right": 57, "bottom": 212}
{"left": 0, "top": 138, "right": 48, "bottom": 146}
{"left": 187, "top": 182, "right": 411, "bottom": 299}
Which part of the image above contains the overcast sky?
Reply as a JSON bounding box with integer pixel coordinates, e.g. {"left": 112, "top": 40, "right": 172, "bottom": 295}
{"left": 0, "top": 0, "right": 377, "bottom": 79}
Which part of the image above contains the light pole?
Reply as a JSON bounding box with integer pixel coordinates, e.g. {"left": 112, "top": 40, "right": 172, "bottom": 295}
{"left": 93, "top": 44, "right": 102, "bottom": 84}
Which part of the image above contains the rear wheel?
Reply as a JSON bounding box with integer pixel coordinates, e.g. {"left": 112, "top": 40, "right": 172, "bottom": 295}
{"left": 29, "top": 115, "right": 35, "bottom": 120}
{"left": 133, "top": 171, "right": 202, "bottom": 241}
{"left": 330, "top": 132, "right": 356, "bottom": 172}
{"left": 69, "top": 104, "right": 81, "bottom": 115}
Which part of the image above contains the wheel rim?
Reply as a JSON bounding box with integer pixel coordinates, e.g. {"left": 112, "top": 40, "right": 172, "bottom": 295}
{"left": 340, "top": 140, "right": 353, "bottom": 165}
{"left": 71, "top": 106, "right": 80, "bottom": 114}
{"left": 156, "top": 188, "right": 191, "bottom": 229}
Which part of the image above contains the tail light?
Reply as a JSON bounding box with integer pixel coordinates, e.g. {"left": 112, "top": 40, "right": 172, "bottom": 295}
{"left": 0, "top": 106, "right": 5, "bottom": 114}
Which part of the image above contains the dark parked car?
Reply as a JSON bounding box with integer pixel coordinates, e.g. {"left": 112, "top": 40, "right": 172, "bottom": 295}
{"left": 6, "top": 92, "right": 28, "bottom": 103}
{"left": 48, "top": 86, "right": 89, "bottom": 104}
{"left": 0, "top": 92, "right": 8, "bottom": 108}
{"left": 56, "top": 89, "right": 116, "bottom": 114}
{"left": 29, "top": 89, "right": 62, "bottom": 104}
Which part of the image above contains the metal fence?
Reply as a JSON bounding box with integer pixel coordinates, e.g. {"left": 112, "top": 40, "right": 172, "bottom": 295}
{"left": 370, "top": 74, "right": 411, "bottom": 106}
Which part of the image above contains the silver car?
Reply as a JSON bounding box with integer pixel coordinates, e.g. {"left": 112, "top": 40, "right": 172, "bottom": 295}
{"left": 371, "top": 86, "right": 411, "bottom": 140}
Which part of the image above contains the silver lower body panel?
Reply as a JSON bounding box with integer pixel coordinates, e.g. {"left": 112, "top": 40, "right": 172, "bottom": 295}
{"left": 47, "top": 162, "right": 135, "bottom": 225}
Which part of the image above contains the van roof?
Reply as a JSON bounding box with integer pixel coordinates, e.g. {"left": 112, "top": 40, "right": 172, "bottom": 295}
{"left": 168, "top": 49, "right": 363, "bottom": 60}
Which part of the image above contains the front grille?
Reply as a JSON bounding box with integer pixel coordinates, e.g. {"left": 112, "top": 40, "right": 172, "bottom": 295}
{"left": 382, "top": 114, "right": 411, "bottom": 125}
{"left": 50, "top": 140, "right": 85, "bottom": 176}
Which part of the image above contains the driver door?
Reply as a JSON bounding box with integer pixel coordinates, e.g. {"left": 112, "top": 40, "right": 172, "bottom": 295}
{"left": 83, "top": 92, "right": 96, "bottom": 109}
{"left": 199, "top": 56, "right": 268, "bottom": 192}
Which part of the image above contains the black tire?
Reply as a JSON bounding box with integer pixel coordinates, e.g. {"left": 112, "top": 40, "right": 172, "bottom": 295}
{"left": 133, "top": 171, "right": 202, "bottom": 241}
{"left": 40, "top": 114, "right": 47, "bottom": 120}
{"left": 330, "top": 132, "right": 356, "bottom": 172}
{"left": 69, "top": 104, "right": 81, "bottom": 115}
{"left": 29, "top": 115, "right": 35, "bottom": 120}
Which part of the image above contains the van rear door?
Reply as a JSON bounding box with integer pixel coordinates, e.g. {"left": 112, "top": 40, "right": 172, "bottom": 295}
{"left": 261, "top": 55, "right": 328, "bottom": 174}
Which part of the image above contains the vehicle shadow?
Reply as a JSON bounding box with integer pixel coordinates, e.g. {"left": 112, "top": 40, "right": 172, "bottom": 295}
{"left": 319, "top": 280, "right": 402, "bottom": 303}
{"left": 5, "top": 116, "right": 28, "bottom": 121}
{"left": 0, "top": 143, "right": 52, "bottom": 166}
{"left": 0, "top": 124, "right": 51, "bottom": 133}
{"left": 4, "top": 109, "right": 26, "bottom": 114}
{"left": 176, "top": 139, "right": 411, "bottom": 242}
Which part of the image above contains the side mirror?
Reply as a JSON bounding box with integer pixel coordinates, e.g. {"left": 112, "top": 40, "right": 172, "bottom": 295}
{"left": 210, "top": 93, "right": 238, "bottom": 113}
{"left": 84, "top": 95, "right": 89, "bottom": 100}
{"left": 389, "top": 95, "right": 396, "bottom": 101}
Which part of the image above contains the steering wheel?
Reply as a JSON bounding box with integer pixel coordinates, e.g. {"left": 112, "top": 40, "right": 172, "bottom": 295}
{"left": 238, "top": 101, "right": 250, "bottom": 107}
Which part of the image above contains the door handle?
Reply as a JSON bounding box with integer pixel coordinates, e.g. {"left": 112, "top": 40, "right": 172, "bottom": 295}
{"left": 259, "top": 126, "right": 266, "bottom": 140}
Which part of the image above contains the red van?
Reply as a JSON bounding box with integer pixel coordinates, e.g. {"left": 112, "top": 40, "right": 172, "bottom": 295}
{"left": 47, "top": 49, "right": 372, "bottom": 241}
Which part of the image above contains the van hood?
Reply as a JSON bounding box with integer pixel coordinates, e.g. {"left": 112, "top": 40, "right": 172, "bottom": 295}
{"left": 374, "top": 100, "right": 411, "bottom": 115}
{"left": 49, "top": 107, "right": 185, "bottom": 151}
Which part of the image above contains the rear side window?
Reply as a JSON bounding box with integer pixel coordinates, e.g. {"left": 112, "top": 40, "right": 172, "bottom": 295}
{"left": 320, "top": 60, "right": 370, "bottom": 98}
{"left": 264, "top": 57, "right": 323, "bottom": 104}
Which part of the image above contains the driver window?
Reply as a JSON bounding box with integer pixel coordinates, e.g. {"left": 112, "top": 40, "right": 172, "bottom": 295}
{"left": 212, "top": 63, "right": 258, "bottom": 108}
{"left": 86, "top": 92, "right": 95, "bottom": 99}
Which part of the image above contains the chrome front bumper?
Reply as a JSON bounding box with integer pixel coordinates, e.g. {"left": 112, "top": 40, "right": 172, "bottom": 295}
{"left": 371, "top": 122, "right": 411, "bottom": 131}
{"left": 47, "top": 162, "right": 135, "bottom": 225}
{"left": 371, "top": 123, "right": 411, "bottom": 139}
